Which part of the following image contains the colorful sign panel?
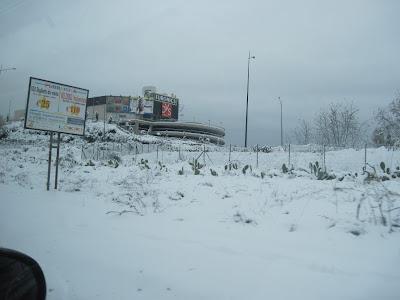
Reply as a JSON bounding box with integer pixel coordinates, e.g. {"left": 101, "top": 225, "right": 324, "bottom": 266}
{"left": 131, "top": 98, "right": 154, "bottom": 115}
{"left": 162, "top": 102, "right": 172, "bottom": 118}
{"left": 24, "top": 77, "right": 89, "bottom": 135}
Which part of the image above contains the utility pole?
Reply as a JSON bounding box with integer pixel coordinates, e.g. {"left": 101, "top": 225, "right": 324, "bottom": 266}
{"left": 278, "top": 97, "right": 283, "bottom": 147}
{"left": 244, "top": 51, "right": 255, "bottom": 148}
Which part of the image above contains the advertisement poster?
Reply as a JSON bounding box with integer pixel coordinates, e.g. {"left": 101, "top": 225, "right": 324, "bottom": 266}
{"left": 131, "top": 98, "right": 154, "bottom": 115}
{"left": 143, "top": 99, "right": 154, "bottom": 115}
{"left": 136, "top": 97, "right": 144, "bottom": 114}
{"left": 24, "top": 77, "right": 89, "bottom": 135}
{"left": 161, "top": 102, "right": 172, "bottom": 118}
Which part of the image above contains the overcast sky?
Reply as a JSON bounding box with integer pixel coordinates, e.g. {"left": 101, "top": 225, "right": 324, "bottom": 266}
{"left": 0, "top": 0, "right": 399, "bottom": 145}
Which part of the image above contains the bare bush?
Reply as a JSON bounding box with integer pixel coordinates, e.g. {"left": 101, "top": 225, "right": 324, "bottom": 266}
{"left": 293, "top": 119, "right": 313, "bottom": 145}
{"left": 374, "top": 93, "right": 400, "bottom": 147}
{"left": 314, "top": 102, "right": 361, "bottom": 147}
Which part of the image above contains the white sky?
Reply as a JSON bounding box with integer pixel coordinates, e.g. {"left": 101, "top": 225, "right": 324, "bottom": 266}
{"left": 0, "top": 0, "right": 399, "bottom": 145}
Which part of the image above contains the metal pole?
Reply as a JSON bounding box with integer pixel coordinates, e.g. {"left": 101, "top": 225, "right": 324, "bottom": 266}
{"left": 364, "top": 143, "right": 367, "bottom": 170}
{"left": 280, "top": 100, "right": 283, "bottom": 147}
{"left": 229, "top": 144, "right": 231, "bottom": 162}
{"left": 203, "top": 144, "right": 206, "bottom": 166}
{"left": 323, "top": 144, "right": 326, "bottom": 172}
{"left": 157, "top": 144, "right": 159, "bottom": 161}
{"left": 8, "top": 99, "right": 11, "bottom": 122}
{"left": 256, "top": 144, "right": 259, "bottom": 168}
{"left": 103, "top": 97, "right": 106, "bottom": 139}
{"left": 245, "top": 52, "right": 250, "bottom": 148}
{"left": 288, "top": 144, "right": 291, "bottom": 167}
{"left": 278, "top": 97, "right": 283, "bottom": 147}
{"left": 55, "top": 133, "right": 61, "bottom": 189}
{"left": 47, "top": 133, "right": 53, "bottom": 191}
{"left": 245, "top": 51, "right": 255, "bottom": 148}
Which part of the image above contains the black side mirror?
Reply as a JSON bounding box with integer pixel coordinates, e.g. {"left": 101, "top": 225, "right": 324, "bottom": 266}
{"left": 0, "top": 248, "right": 46, "bottom": 300}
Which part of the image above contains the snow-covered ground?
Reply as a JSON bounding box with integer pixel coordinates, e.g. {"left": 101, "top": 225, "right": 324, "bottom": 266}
{"left": 1, "top": 121, "right": 400, "bottom": 300}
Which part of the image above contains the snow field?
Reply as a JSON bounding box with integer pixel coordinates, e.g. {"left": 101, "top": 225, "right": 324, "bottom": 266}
{"left": 1, "top": 121, "right": 400, "bottom": 299}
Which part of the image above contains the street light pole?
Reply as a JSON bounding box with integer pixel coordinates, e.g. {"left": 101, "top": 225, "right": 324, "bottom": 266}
{"left": 278, "top": 97, "right": 283, "bottom": 147}
{"left": 0, "top": 65, "right": 16, "bottom": 75}
{"left": 8, "top": 99, "right": 11, "bottom": 122}
{"left": 244, "top": 51, "right": 255, "bottom": 148}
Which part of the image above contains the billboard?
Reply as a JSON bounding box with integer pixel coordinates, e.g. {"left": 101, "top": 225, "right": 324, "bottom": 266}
{"left": 130, "top": 97, "right": 153, "bottom": 115}
{"left": 161, "top": 102, "right": 172, "bottom": 118}
{"left": 24, "top": 77, "right": 89, "bottom": 136}
{"left": 143, "top": 99, "right": 154, "bottom": 115}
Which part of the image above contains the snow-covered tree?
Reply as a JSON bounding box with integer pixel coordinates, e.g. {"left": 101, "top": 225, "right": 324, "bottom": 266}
{"left": 314, "top": 102, "right": 361, "bottom": 147}
{"left": 374, "top": 94, "right": 400, "bottom": 147}
{"left": 293, "top": 119, "right": 313, "bottom": 145}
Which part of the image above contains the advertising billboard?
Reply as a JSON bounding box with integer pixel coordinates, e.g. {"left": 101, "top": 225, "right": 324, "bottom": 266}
{"left": 161, "top": 102, "right": 172, "bottom": 118}
{"left": 143, "top": 99, "right": 154, "bottom": 115}
{"left": 24, "top": 77, "right": 89, "bottom": 136}
{"left": 130, "top": 98, "right": 154, "bottom": 116}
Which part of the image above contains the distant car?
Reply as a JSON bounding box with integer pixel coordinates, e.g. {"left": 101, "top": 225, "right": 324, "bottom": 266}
{"left": 0, "top": 248, "right": 46, "bottom": 300}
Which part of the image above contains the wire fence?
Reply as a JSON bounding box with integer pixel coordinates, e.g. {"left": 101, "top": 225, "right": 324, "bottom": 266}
{"left": 80, "top": 141, "right": 400, "bottom": 174}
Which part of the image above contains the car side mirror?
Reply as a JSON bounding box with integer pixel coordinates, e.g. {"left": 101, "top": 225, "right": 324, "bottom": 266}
{"left": 0, "top": 248, "right": 46, "bottom": 300}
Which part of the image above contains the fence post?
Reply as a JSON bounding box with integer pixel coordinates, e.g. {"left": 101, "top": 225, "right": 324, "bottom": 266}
{"left": 229, "top": 144, "right": 231, "bottom": 162}
{"left": 156, "top": 144, "right": 159, "bottom": 162}
{"left": 203, "top": 144, "right": 206, "bottom": 166}
{"left": 323, "top": 144, "right": 326, "bottom": 172}
{"left": 256, "top": 144, "right": 259, "bottom": 168}
{"left": 364, "top": 143, "right": 367, "bottom": 170}
{"left": 288, "top": 144, "right": 291, "bottom": 167}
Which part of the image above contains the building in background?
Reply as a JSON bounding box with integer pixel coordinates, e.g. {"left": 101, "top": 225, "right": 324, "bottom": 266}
{"left": 73, "top": 86, "right": 225, "bottom": 145}
{"left": 86, "top": 86, "right": 179, "bottom": 122}
{"left": 87, "top": 96, "right": 131, "bottom": 122}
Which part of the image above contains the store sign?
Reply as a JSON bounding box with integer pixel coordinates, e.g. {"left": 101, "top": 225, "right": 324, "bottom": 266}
{"left": 149, "top": 92, "right": 178, "bottom": 105}
{"left": 24, "top": 77, "right": 89, "bottom": 136}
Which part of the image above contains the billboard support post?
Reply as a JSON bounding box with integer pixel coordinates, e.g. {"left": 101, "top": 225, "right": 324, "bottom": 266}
{"left": 55, "top": 133, "right": 61, "bottom": 190}
{"left": 47, "top": 132, "right": 53, "bottom": 191}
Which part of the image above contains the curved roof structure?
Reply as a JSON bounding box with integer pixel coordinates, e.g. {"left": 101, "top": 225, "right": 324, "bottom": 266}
{"left": 119, "top": 119, "right": 225, "bottom": 145}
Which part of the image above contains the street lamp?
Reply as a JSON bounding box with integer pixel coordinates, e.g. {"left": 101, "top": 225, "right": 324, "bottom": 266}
{"left": 0, "top": 65, "right": 16, "bottom": 75}
{"left": 244, "top": 51, "right": 255, "bottom": 148}
{"left": 277, "top": 97, "right": 283, "bottom": 147}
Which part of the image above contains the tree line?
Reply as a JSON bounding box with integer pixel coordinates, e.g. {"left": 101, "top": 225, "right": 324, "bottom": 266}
{"left": 292, "top": 94, "right": 400, "bottom": 148}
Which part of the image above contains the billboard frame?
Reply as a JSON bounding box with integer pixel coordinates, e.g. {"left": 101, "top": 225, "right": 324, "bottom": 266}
{"left": 24, "top": 77, "right": 89, "bottom": 136}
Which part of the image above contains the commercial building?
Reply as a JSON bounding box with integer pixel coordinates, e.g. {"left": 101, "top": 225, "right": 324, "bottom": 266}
{"left": 87, "top": 86, "right": 225, "bottom": 145}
